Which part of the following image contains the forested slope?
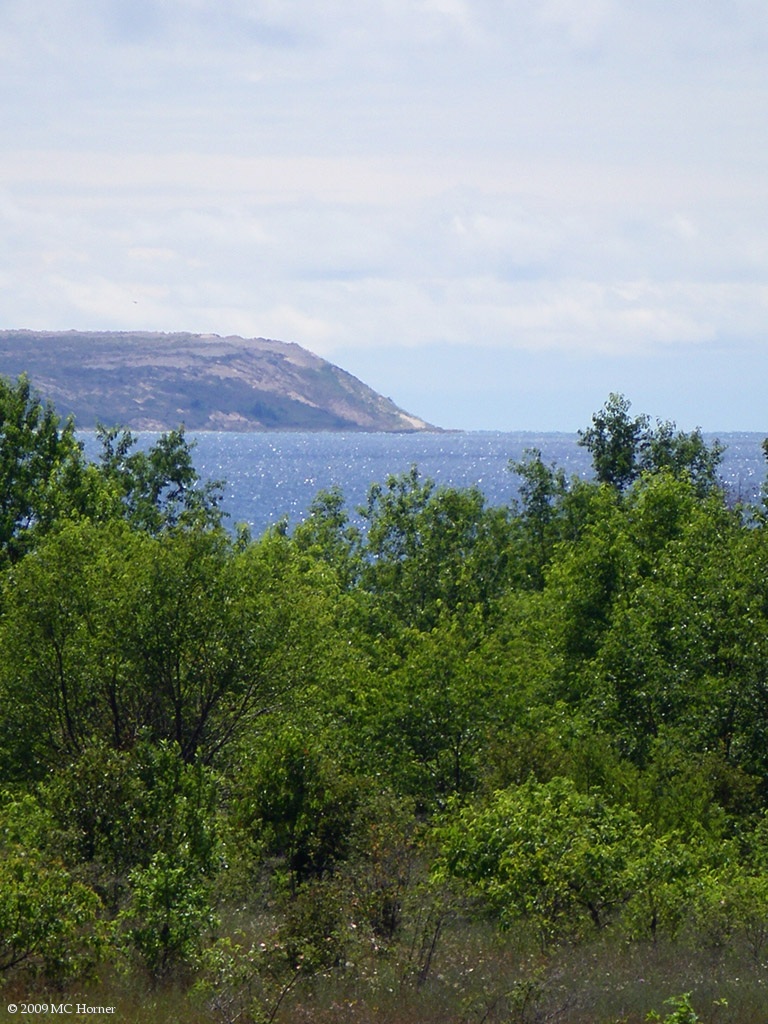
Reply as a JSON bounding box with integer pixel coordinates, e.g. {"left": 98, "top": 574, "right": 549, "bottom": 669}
{"left": 0, "top": 382, "right": 765, "bottom": 1023}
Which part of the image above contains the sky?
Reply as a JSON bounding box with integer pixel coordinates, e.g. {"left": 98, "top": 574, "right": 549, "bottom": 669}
{"left": 2, "top": 1, "right": 768, "bottom": 431}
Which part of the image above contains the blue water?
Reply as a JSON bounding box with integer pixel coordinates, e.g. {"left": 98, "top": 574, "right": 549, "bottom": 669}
{"left": 79, "top": 431, "right": 767, "bottom": 536}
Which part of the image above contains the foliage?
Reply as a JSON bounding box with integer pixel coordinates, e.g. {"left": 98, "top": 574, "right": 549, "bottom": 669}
{"left": 347, "top": 615, "right": 515, "bottom": 804}
{"left": 508, "top": 447, "right": 569, "bottom": 587}
{"left": 120, "top": 850, "right": 217, "bottom": 978}
{"left": 231, "top": 726, "right": 360, "bottom": 892}
{"left": 0, "top": 850, "right": 103, "bottom": 985}
{"left": 0, "top": 374, "right": 84, "bottom": 562}
{"left": 578, "top": 392, "right": 651, "bottom": 490}
{"left": 40, "top": 740, "right": 220, "bottom": 908}
{"left": 292, "top": 485, "right": 362, "bottom": 589}
{"left": 646, "top": 992, "right": 701, "bottom": 1024}
{"left": 579, "top": 392, "right": 724, "bottom": 494}
{"left": 0, "top": 377, "right": 226, "bottom": 569}
{"left": 437, "top": 777, "right": 645, "bottom": 945}
{"left": 620, "top": 831, "right": 710, "bottom": 943}
{"left": 0, "top": 520, "right": 335, "bottom": 776}
{"left": 94, "top": 425, "right": 224, "bottom": 533}
{"left": 0, "top": 794, "right": 104, "bottom": 984}
{"left": 356, "top": 466, "right": 509, "bottom": 630}
{"left": 1, "top": 388, "right": 768, "bottom": 1018}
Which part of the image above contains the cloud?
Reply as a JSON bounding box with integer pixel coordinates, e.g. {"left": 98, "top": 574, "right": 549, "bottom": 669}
{"left": 1, "top": 2, "right": 768, "bottom": 428}
{"left": 537, "top": 0, "right": 615, "bottom": 48}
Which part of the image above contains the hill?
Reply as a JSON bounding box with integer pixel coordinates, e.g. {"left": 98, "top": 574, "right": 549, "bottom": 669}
{"left": 0, "top": 330, "right": 436, "bottom": 432}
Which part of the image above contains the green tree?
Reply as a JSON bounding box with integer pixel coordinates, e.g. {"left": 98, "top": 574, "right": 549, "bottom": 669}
{"left": 0, "top": 376, "right": 227, "bottom": 567}
{"left": 590, "top": 487, "right": 768, "bottom": 776}
{"left": 509, "top": 447, "right": 569, "bottom": 587}
{"left": 357, "top": 466, "right": 508, "bottom": 631}
{"left": 0, "top": 793, "right": 104, "bottom": 983}
{"left": 40, "top": 740, "right": 220, "bottom": 908}
{"left": 350, "top": 616, "right": 512, "bottom": 804}
{"left": 0, "top": 374, "right": 86, "bottom": 562}
{"left": 579, "top": 393, "right": 724, "bottom": 494}
{"left": 646, "top": 419, "right": 724, "bottom": 497}
{"left": 437, "top": 777, "right": 645, "bottom": 945}
{"left": 120, "top": 850, "right": 216, "bottom": 978}
{"left": 0, "top": 521, "right": 336, "bottom": 776}
{"left": 231, "top": 726, "right": 360, "bottom": 893}
{"left": 533, "top": 483, "right": 627, "bottom": 673}
{"left": 578, "top": 392, "right": 650, "bottom": 490}
{"left": 292, "top": 485, "right": 362, "bottom": 589}
{"left": 94, "top": 424, "right": 224, "bottom": 532}
{"left": 621, "top": 831, "right": 712, "bottom": 943}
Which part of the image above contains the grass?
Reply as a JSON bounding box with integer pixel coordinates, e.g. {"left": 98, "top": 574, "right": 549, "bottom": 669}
{"left": 1, "top": 917, "right": 765, "bottom": 1024}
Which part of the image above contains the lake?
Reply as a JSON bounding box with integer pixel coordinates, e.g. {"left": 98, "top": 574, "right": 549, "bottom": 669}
{"left": 79, "top": 430, "right": 768, "bottom": 536}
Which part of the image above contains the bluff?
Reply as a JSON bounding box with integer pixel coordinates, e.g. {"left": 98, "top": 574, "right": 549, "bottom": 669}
{"left": 0, "top": 330, "right": 436, "bottom": 432}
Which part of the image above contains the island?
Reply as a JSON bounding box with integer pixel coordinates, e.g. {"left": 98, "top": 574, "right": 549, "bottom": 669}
{"left": 0, "top": 330, "right": 437, "bottom": 432}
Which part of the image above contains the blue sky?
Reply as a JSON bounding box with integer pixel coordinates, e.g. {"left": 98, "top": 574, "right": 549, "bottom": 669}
{"left": 2, "top": 1, "right": 768, "bottom": 431}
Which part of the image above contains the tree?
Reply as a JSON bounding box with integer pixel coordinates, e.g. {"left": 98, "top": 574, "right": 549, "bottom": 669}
{"left": 646, "top": 420, "right": 724, "bottom": 498}
{"left": 437, "top": 777, "right": 645, "bottom": 945}
{"left": 120, "top": 850, "right": 217, "bottom": 978}
{"left": 578, "top": 393, "right": 724, "bottom": 495}
{"left": 292, "top": 485, "right": 362, "bottom": 589}
{"left": 578, "top": 393, "right": 650, "bottom": 490}
{"left": 232, "top": 725, "right": 360, "bottom": 892}
{"left": 40, "top": 739, "right": 220, "bottom": 908}
{"left": 94, "top": 425, "right": 224, "bottom": 532}
{"left": 0, "top": 376, "right": 227, "bottom": 566}
{"left": 349, "top": 616, "right": 510, "bottom": 804}
{"left": 0, "top": 374, "right": 85, "bottom": 562}
{"left": 0, "top": 520, "right": 337, "bottom": 776}
{"left": 508, "top": 448, "right": 569, "bottom": 587}
{"left": 0, "top": 793, "right": 104, "bottom": 984}
{"left": 592, "top": 495, "right": 768, "bottom": 778}
{"left": 356, "top": 467, "right": 507, "bottom": 631}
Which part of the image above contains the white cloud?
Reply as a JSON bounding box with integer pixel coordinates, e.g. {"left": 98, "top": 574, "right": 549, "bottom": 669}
{"left": 2, "top": 1, "right": 768, "bottom": 427}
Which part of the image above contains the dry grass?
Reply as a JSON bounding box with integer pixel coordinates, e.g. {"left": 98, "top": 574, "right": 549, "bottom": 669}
{"left": 1, "top": 922, "right": 765, "bottom": 1024}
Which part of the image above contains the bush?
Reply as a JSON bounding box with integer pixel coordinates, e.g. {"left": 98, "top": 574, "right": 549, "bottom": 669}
{"left": 119, "top": 851, "right": 217, "bottom": 979}
{"left": 437, "top": 777, "right": 645, "bottom": 945}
